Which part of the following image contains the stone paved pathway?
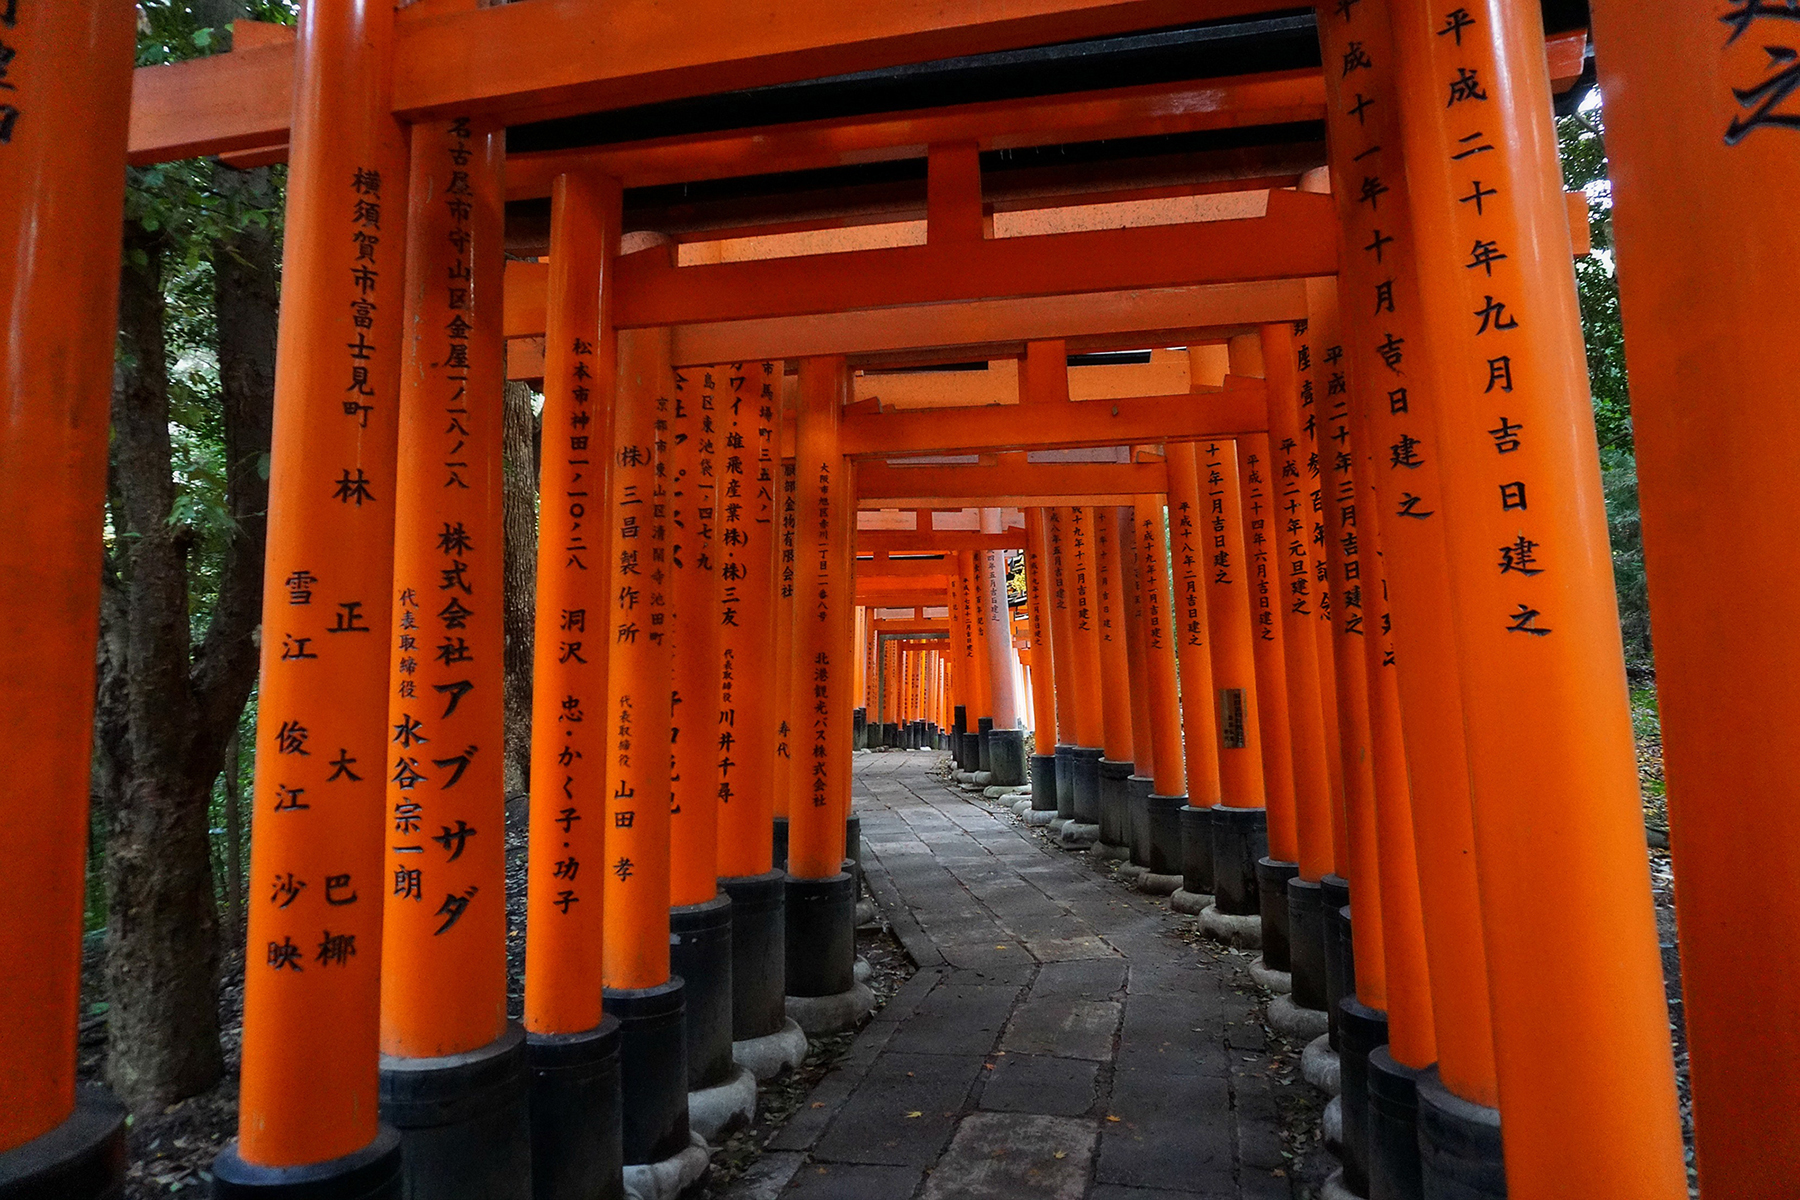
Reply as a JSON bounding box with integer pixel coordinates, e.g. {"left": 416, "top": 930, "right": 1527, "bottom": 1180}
{"left": 726, "top": 750, "right": 1329, "bottom": 1200}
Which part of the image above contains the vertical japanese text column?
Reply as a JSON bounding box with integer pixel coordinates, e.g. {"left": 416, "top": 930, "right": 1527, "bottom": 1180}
{"left": 1233, "top": 438, "right": 1299, "bottom": 865}
{"left": 789, "top": 358, "right": 856, "bottom": 880}
{"left": 380, "top": 112, "right": 510, "bottom": 1064}
{"left": 228, "top": 0, "right": 410, "bottom": 1175}
{"left": 523, "top": 172, "right": 621, "bottom": 1040}
{"left": 1314, "top": 0, "right": 1498, "bottom": 1114}
{"left": 1394, "top": 0, "right": 1685, "bottom": 1189}
{"left": 1588, "top": 4, "right": 1800, "bottom": 1191}
{"left": 0, "top": 0, "right": 135, "bottom": 1168}
{"left": 718, "top": 362, "right": 782, "bottom": 880}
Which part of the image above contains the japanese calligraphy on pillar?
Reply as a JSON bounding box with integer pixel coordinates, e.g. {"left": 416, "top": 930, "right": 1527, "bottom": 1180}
{"left": 383, "top": 120, "right": 505, "bottom": 980}
{"left": 1721, "top": 0, "right": 1800, "bottom": 144}
{"left": 1235, "top": 443, "right": 1275, "bottom": 643}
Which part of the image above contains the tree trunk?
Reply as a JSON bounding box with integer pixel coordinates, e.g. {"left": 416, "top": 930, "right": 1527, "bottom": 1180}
{"left": 502, "top": 379, "right": 538, "bottom": 796}
{"left": 100, "top": 163, "right": 278, "bottom": 1111}
{"left": 103, "top": 219, "right": 227, "bottom": 1109}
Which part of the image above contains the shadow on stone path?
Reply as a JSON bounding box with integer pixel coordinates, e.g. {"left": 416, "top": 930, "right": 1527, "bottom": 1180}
{"left": 727, "top": 750, "right": 1328, "bottom": 1200}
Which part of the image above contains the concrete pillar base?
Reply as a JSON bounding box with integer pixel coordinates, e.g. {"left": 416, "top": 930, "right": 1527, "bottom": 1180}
{"left": 1122, "top": 775, "right": 1151, "bottom": 868}
{"left": 1287, "top": 876, "right": 1328, "bottom": 1013}
{"left": 1053, "top": 745, "right": 1076, "bottom": 824}
{"left": 1338, "top": 999, "right": 1388, "bottom": 1197}
{"left": 1024, "top": 808, "right": 1058, "bottom": 826}
{"left": 1417, "top": 1066, "right": 1504, "bottom": 1200}
{"left": 607, "top": 980, "right": 691, "bottom": 1167}
{"left": 1323, "top": 1096, "right": 1344, "bottom": 1159}
{"left": 1145, "top": 793, "right": 1185, "bottom": 876}
{"left": 1169, "top": 887, "right": 1212, "bottom": 916}
{"left": 1092, "top": 840, "right": 1133, "bottom": 861}
{"left": 1115, "top": 861, "right": 1146, "bottom": 882}
{"left": 526, "top": 1018, "right": 625, "bottom": 1200}
{"left": 1030, "top": 753, "right": 1058, "bottom": 812}
{"left": 1134, "top": 871, "right": 1183, "bottom": 896}
{"left": 855, "top": 898, "right": 878, "bottom": 928}
{"left": 785, "top": 983, "right": 876, "bottom": 1036}
{"left": 1209, "top": 805, "right": 1267, "bottom": 916}
{"left": 1179, "top": 805, "right": 1215, "bottom": 897}
{"left": 1248, "top": 958, "right": 1292, "bottom": 995}
{"left": 1057, "top": 821, "right": 1100, "bottom": 849}
{"left": 671, "top": 894, "right": 735, "bottom": 1094}
{"left": 212, "top": 1126, "right": 402, "bottom": 1200}
{"left": 1, "top": 1085, "right": 127, "bottom": 1200}
{"left": 1302, "top": 1033, "right": 1342, "bottom": 1096}
{"left": 1198, "top": 904, "right": 1263, "bottom": 949}
{"left": 1321, "top": 1168, "right": 1360, "bottom": 1200}
{"left": 620, "top": 1131, "right": 710, "bottom": 1200}
{"left": 1011, "top": 797, "right": 1034, "bottom": 817}
{"left": 1069, "top": 747, "right": 1104, "bottom": 826}
{"left": 1256, "top": 858, "right": 1300, "bottom": 972}
{"left": 378, "top": 1023, "right": 531, "bottom": 1200}
{"left": 1097, "top": 757, "right": 1134, "bottom": 851}
{"left": 989, "top": 728, "right": 1027, "bottom": 787}
{"left": 1268, "top": 995, "right": 1331, "bottom": 1042}
{"left": 733, "top": 1017, "right": 809, "bottom": 1081}
{"left": 976, "top": 717, "right": 994, "bottom": 772}
{"left": 687, "top": 1063, "right": 757, "bottom": 1143}
{"left": 1367, "top": 1047, "right": 1424, "bottom": 1200}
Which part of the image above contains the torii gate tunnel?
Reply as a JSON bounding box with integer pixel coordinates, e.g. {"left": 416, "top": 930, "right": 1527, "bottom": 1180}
{"left": 2, "top": 2, "right": 1795, "bottom": 1198}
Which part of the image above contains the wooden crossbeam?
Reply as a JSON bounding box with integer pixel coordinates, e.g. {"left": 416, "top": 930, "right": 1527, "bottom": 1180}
{"left": 506, "top": 70, "right": 1325, "bottom": 194}
{"left": 855, "top": 530, "right": 1027, "bottom": 553}
{"left": 611, "top": 190, "right": 1334, "bottom": 327}
{"left": 856, "top": 459, "right": 1167, "bottom": 508}
{"left": 127, "top": 0, "right": 1297, "bottom": 164}
{"left": 854, "top": 557, "right": 958, "bottom": 578}
{"left": 871, "top": 618, "right": 951, "bottom": 633}
{"left": 837, "top": 377, "right": 1266, "bottom": 456}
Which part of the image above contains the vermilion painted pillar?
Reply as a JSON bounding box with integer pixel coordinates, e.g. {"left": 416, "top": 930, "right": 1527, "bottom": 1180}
{"left": 1119, "top": 510, "right": 1159, "bottom": 823}
{"left": 719, "top": 361, "right": 783, "bottom": 876}
{"left": 1185, "top": 439, "right": 1273, "bottom": 931}
{"left": 0, "top": 1, "right": 134, "bottom": 1189}
{"left": 1134, "top": 497, "right": 1191, "bottom": 888}
{"left": 375, "top": 114, "right": 524, "bottom": 1195}
{"left": 1060, "top": 507, "right": 1109, "bottom": 845}
{"left": 1044, "top": 507, "right": 1084, "bottom": 827}
{"left": 978, "top": 508, "right": 1021, "bottom": 730}
{"left": 773, "top": 451, "right": 797, "bottom": 825}
{"left": 1313, "top": 0, "right": 1500, "bottom": 1148}
{"left": 519, "top": 170, "right": 625, "bottom": 1198}
{"left": 216, "top": 1, "right": 411, "bottom": 1188}
{"left": 602, "top": 326, "right": 687, "bottom": 1166}
{"left": 1092, "top": 506, "right": 1139, "bottom": 858}
{"left": 1393, "top": 0, "right": 1686, "bottom": 1192}
{"left": 1165, "top": 446, "right": 1229, "bottom": 810}
{"left": 785, "top": 358, "right": 863, "bottom": 1024}
{"left": 1024, "top": 509, "right": 1060, "bottom": 814}
{"left": 1587, "top": 8, "right": 1800, "bottom": 1193}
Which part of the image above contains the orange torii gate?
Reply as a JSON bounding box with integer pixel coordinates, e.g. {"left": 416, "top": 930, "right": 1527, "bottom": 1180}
{"left": 4, "top": 4, "right": 1750, "bottom": 1200}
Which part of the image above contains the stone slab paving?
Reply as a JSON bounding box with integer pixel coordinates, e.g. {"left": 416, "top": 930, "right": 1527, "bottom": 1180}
{"left": 726, "top": 751, "right": 1327, "bottom": 1200}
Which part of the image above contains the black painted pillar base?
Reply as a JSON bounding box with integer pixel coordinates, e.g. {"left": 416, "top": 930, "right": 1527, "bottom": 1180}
{"left": 1069, "top": 747, "right": 1104, "bottom": 825}
{"left": 1209, "top": 805, "right": 1268, "bottom": 916}
{"left": 605, "top": 980, "right": 690, "bottom": 1167}
{"left": 527, "top": 1017, "right": 624, "bottom": 1200}
{"left": 977, "top": 716, "right": 995, "bottom": 772}
{"left": 721, "top": 871, "right": 787, "bottom": 1042}
{"left": 1338, "top": 999, "right": 1388, "bottom": 1199}
{"left": 1256, "top": 858, "right": 1301, "bottom": 971}
{"left": 1367, "top": 1048, "right": 1424, "bottom": 1200}
{"left": 1179, "top": 805, "right": 1215, "bottom": 896}
{"left": 852, "top": 707, "right": 866, "bottom": 749}
{"left": 378, "top": 1023, "right": 531, "bottom": 1200}
{"left": 1287, "top": 877, "right": 1328, "bottom": 1013}
{"left": 1145, "top": 792, "right": 1186, "bottom": 876}
{"left": 771, "top": 816, "right": 789, "bottom": 872}
{"left": 959, "top": 732, "right": 980, "bottom": 771}
{"left": 1096, "top": 757, "right": 1134, "bottom": 853}
{"left": 670, "top": 893, "right": 735, "bottom": 1091}
{"left": 989, "top": 728, "right": 1027, "bottom": 786}
{"left": 882, "top": 722, "right": 899, "bottom": 749}
{"left": 784, "top": 873, "right": 856, "bottom": 999}
{"left": 1323, "top": 876, "right": 1354, "bottom": 1049}
{"left": 1416, "top": 1067, "right": 1505, "bottom": 1200}
{"left": 1, "top": 1085, "right": 126, "bottom": 1200}
{"left": 1053, "top": 745, "right": 1076, "bottom": 823}
{"left": 1126, "top": 775, "right": 1153, "bottom": 866}
{"left": 213, "top": 1127, "right": 402, "bottom": 1200}
{"left": 1029, "top": 754, "right": 1058, "bottom": 811}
